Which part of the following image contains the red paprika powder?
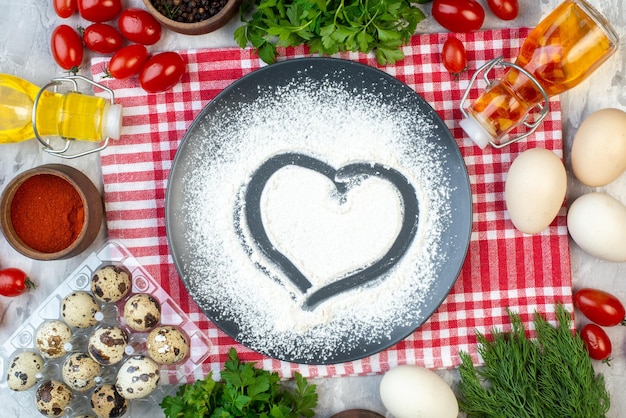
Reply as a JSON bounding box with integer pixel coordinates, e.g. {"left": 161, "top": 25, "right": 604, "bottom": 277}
{"left": 10, "top": 174, "right": 84, "bottom": 253}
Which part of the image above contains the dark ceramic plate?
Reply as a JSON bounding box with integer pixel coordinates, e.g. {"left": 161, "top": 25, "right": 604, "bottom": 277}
{"left": 166, "top": 57, "right": 472, "bottom": 364}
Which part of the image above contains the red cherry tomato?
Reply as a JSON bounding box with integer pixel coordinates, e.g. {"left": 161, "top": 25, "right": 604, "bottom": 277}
{"left": 107, "top": 44, "right": 149, "bottom": 79}
{"left": 77, "top": 0, "right": 122, "bottom": 22}
{"left": 0, "top": 268, "right": 36, "bottom": 297}
{"left": 487, "top": 0, "right": 519, "bottom": 21}
{"left": 53, "top": 0, "right": 77, "bottom": 18}
{"left": 82, "top": 23, "right": 125, "bottom": 54}
{"left": 139, "top": 52, "right": 186, "bottom": 93}
{"left": 117, "top": 8, "right": 162, "bottom": 46}
{"left": 51, "top": 25, "right": 84, "bottom": 72}
{"left": 432, "top": 0, "right": 485, "bottom": 33}
{"left": 574, "top": 288, "right": 626, "bottom": 327}
{"left": 580, "top": 323, "right": 612, "bottom": 362}
{"left": 441, "top": 37, "right": 467, "bottom": 74}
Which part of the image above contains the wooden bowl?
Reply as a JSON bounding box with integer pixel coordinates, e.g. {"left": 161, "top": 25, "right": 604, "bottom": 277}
{"left": 141, "top": 0, "right": 243, "bottom": 35}
{"left": 0, "top": 164, "right": 103, "bottom": 260}
{"left": 330, "top": 410, "right": 385, "bottom": 418}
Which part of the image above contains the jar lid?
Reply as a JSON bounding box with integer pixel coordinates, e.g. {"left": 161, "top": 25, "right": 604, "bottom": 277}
{"left": 103, "top": 102, "right": 123, "bottom": 140}
{"left": 460, "top": 114, "right": 493, "bottom": 149}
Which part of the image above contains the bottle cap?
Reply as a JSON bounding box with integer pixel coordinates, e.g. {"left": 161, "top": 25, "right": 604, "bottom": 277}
{"left": 459, "top": 114, "right": 493, "bottom": 149}
{"left": 102, "top": 102, "right": 123, "bottom": 140}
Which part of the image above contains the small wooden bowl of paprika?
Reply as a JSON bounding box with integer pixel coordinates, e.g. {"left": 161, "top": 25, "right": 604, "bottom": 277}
{"left": 0, "top": 164, "right": 103, "bottom": 260}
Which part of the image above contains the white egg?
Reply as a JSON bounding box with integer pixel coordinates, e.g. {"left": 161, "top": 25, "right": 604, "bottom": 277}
{"left": 567, "top": 192, "right": 626, "bottom": 262}
{"left": 571, "top": 108, "right": 626, "bottom": 187}
{"left": 379, "top": 365, "right": 458, "bottom": 418}
{"left": 505, "top": 148, "right": 567, "bottom": 234}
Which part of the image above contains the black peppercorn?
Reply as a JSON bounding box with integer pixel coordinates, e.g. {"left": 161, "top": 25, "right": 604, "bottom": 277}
{"left": 150, "top": 0, "right": 227, "bottom": 22}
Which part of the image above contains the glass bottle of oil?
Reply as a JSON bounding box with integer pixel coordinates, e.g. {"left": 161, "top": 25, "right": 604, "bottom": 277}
{"left": 0, "top": 73, "right": 122, "bottom": 144}
{"left": 460, "top": 0, "right": 619, "bottom": 149}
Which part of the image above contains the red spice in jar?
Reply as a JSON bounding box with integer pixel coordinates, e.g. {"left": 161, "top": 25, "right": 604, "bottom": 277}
{"left": 10, "top": 174, "right": 84, "bottom": 253}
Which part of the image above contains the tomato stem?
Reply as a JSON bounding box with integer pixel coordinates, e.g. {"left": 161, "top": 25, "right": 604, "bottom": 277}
{"left": 25, "top": 277, "right": 36, "bottom": 291}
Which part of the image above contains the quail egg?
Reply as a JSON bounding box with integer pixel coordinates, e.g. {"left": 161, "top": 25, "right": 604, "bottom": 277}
{"left": 146, "top": 325, "right": 190, "bottom": 364}
{"left": 123, "top": 293, "right": 161, "bottom": 332}
{"left": 90, "top": 384, "right": 128, "bottom": 418}
{"left": 88, "top": 325, "right": 129, "bottom": 365}
{"left": 60, "top": 291, "right": 101, "bottom": 328}
{"left": 35, "top": 380, "right": 73, "bottom": 417}
{"left": 62, "top": 353, "right": 101, "bottom": 392}
{"left": 36, "top": 320, "right": 73, "bottom": 359}
{"left": 91, "top": 265, "right": 132, "bottom": 303}
{"left": 6, "top": 350, "right": 45, "bottom": 391}
{"left": 115, "top": 355, "right": 160, "bottom": 399}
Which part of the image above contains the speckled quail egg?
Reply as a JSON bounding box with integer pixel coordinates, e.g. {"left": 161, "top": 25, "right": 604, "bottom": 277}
{"left": 36, "top": 320, "right": 73, "bottom": 359}
{"left": 123, "top": 293, "right": 161, "bottom": 332}
{"left": 60, "top": 291, "right": 101, "bottom": 328}
{"left": 35, "top": 380, "right": 73, "bottom": 417}
{"left": 62, "top": 352, "right": 102, "bottom": 392}
{"left": 6, "top": 350, "right": 45, "bottom": 391}
{"left": 115, "top": 355, "right": 160, "bottom": 399}
{"left": 88, "top": 325, "right": 129, "bottom": 366}
{"left": 91, "top": 265, "right": 132, "bottom": 303}
{"left": 146, "top": 325, "right": 190, "bottom": 364}
{"left": 90, "top": 384, "right": 128, "bottom": 418}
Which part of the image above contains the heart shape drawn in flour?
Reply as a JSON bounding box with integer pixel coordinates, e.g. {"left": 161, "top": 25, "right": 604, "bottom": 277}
{"left": 244, "top": 153, "right": 419, "bottom": 310}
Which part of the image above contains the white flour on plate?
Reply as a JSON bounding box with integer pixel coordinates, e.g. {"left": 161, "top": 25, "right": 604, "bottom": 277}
{"left": 260, "top": 165, "right": 403, "bottom": 288}
{"left": 180, "top": 72, "right": 455, "bottom": 362}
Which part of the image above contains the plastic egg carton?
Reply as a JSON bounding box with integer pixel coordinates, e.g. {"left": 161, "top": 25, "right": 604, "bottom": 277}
{"left": 0, "top": 240, "right": 212, "bottom": 417}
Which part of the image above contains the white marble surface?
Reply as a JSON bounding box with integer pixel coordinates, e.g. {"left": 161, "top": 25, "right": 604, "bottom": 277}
{"left": 0, "top": 0, "right": 625, "bottom": 416}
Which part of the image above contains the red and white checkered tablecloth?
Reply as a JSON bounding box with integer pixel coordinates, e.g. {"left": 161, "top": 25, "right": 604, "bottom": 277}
{"left": 91, "top": 27, "right": 573, "bottom": 380}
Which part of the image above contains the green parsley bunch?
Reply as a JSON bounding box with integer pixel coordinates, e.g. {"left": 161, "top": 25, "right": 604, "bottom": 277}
{"left": 161, "top": 348, "right": 318, "bottom": 417}
{"left": 234, "top": 0, "right": 427, "bottom": 65}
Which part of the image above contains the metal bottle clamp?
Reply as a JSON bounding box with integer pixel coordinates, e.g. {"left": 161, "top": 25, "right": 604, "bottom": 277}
{"left": 459, "top": 57, "right": 551, "bottom": 148}
{"left": 32, "top": 75, "right": 116, "bottom": 159}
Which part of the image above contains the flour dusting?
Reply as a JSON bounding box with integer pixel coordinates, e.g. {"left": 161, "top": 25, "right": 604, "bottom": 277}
{"left": 261, "top": 165, "right": 403, "bottom": 287}
{"left": 177, "top": 65, "right": 461, "bottom": 363}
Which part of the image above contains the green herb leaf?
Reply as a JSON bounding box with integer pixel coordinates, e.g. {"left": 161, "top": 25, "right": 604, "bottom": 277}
{"left": 236, "top": 0, "right": 426, "bottom": 65}
{"left": 161, "top": 348, "right": 318, "bottom": 418}
{"left": 458, "top": 304, "right": 611, "bottom": 418}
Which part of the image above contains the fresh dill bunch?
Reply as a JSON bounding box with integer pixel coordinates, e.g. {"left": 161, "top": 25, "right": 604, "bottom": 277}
{"left": 458, "top": 304, "right": 610, "bottom": 418}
